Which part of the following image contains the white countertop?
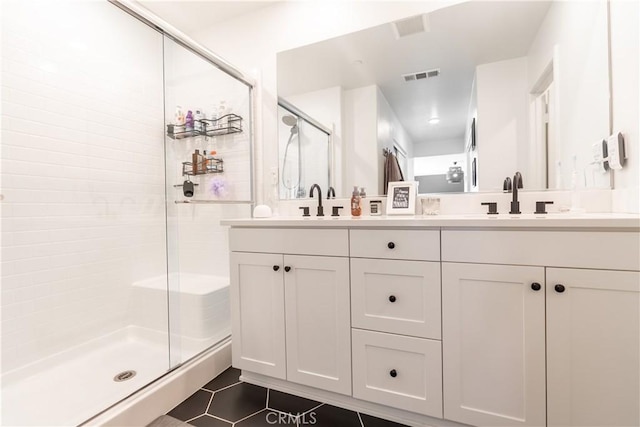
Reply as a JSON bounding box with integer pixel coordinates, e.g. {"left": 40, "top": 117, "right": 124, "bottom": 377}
{"left": 221, "top": 213, "right": 640, "bottom": 230}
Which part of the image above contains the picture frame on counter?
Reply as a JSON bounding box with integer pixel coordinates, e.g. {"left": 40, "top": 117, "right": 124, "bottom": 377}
{"left": 386, "top": 181, "right": 418, "bottom": 215}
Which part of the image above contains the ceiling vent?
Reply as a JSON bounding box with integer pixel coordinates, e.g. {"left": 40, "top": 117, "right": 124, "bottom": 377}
{"left": 392, "top": 14, "right": 430, "bottom": 39}
{"left": 403, "top": 68, "right": 440, "bottom": 83}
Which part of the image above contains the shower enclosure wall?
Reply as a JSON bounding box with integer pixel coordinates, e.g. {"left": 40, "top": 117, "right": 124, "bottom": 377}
{"left": 0, "top": 1, "right": 253, "bottom": 425}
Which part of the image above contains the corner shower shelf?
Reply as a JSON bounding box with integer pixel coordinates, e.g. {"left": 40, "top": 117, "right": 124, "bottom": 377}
{"left": 167, "top": 114, "right": 243, "bottom": 140}
{"left": 182, "top": 157, "right": 224, "bottom": 176}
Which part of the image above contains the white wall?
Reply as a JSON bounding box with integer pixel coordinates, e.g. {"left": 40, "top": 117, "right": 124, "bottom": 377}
{"left": 191, "top": 1, "right": 464, "bottom": 202}
{"left": 1, "top": 0, "right": 167, "bottom": 371}
{"left": 413, "top": 138, "right": 465, "bottom": 157}
{"left": 344, "top": 85, "right": 378, "bottom": 194}
{"left": 414, "top": 153, "right": 466, "bottom": 176}
{"left": 610, "top": 0, "right": 639, "bottom": 213}
{"left": 527, "top": 0, "right": 610, "bottom": 191}
{"left": 476, "top": 57, "right": 529, "bottom": 192}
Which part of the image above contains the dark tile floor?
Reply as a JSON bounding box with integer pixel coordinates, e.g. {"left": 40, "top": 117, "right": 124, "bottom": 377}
{"left": 166, "top": 367, "right": 409, "bottom": 427}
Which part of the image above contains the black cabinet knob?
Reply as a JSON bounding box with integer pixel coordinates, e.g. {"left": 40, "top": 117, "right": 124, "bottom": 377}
{"left": 284, "top": 266, "right": 291, "bottom": 272}
{"left": 531, "top": 282, "right": 541, "bottom": 291}
{"left": 388, "top": 295, "right": 397, "bottom": 303}
{"left": 389, "top": 369, "right": 397, "bottom": 378}
{"left": 387, "top": 242, "right": 395, "bottom": 249}
{"left": 555, "top": 284, "right": 565, "bottom": 293}
{"left": 273, "top": 265, "right": 280, "bottom": 272}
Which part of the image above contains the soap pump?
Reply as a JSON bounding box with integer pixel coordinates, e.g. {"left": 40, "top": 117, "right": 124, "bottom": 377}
{"left": 351, "top": 186, "right": 362, "bottom": 217}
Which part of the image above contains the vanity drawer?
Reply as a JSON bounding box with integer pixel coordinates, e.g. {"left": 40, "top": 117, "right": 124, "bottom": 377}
{"left": 351, "top": 258, "right": 441, "bottom": 339}
{"left": 230, "top": 228, "right": 348, "bottom": 256}
{"left": 352, "top": 329, "right": 442, "bottom": 417}
{"left": 349, "top": 229, "right": 440, "bottom": 261}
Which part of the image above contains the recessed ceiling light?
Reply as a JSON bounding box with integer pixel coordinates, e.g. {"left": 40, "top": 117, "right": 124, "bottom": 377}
{"left": 429, "top": 117, "right": 440, "bottom": 124}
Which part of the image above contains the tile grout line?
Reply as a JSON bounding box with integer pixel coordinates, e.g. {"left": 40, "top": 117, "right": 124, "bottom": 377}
{"left": 231, "top": 407, "right": 267, "bottom": 425}
{"left": 202, "top": 380, "right": 242, "bottom": 394}
{"left": 182, "top": 390, "right": 215, "bottom": 424}
{"left": 204, "top": 389, "right": 216, "bottom": 415}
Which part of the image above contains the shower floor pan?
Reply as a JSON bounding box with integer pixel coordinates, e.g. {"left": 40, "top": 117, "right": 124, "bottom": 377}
{"left": 1, "top": 326, "right": 168, "bottom": 427}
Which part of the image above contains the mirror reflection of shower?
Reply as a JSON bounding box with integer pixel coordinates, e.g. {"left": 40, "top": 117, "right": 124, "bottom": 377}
{"left": 278, "top": 101, "right": 331, "bottom": 200}
{"left": 281, "top": 113, "right": 306, "bottom": 198}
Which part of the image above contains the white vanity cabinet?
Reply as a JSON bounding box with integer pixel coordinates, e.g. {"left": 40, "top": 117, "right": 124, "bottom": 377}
{"left": 350, "top": 229, "right": 443, "bottom": 418}
{"left": 226, "top": 220, "right": 639, "bottom": 427}
{"left": 546, "top": 268, "right": 640, "bottom": 427}
{"left": 229, "top": 228, "right": 352, "bottom": 394}
{"left": 230, "top": 251, "right": 287, "bottom": 379}
{"left": 441, "top": 229, "right": 640, "bottom": 427}
{"left": 441, "top": 262, "right": 546, "bottom": 427}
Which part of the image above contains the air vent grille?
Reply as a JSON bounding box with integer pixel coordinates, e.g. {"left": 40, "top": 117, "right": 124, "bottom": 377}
{"left": 403, "top": 68, "right": 440, "bottom": 82}
{"left": 392, "top": 14, "right": 430, "bottom": 39}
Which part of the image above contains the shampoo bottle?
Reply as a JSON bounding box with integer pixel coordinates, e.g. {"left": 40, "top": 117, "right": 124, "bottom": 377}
{"left": 351, "top": 186, "right": 362, "bottom": 217}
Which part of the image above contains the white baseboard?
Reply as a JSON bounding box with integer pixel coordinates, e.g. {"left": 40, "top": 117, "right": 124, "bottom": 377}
{"left": 84, "top": 338, "right": 231, "bottom": 427}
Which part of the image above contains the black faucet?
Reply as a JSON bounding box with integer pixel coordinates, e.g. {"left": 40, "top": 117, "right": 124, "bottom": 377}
{"left": 327, "top": 186, "right": 336, "bottom": 199}
{"left": 509, "top": 172, "right": 524, "bottom": 214}
{"left": 309, "top": 184, "right": 324, "bottom": 216}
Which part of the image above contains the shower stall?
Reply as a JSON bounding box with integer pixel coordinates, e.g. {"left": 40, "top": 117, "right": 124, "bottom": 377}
{"left": 0, "top": 1, "right": 253, "bottom": 425}
{"left": 277, "top": 101, "right": 331, "bottom": 199}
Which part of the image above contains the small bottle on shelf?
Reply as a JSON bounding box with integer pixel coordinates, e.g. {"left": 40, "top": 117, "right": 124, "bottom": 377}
{"left": 185, "top": 110, "right": 194, "bottom": 131}
{"left": 194, "top": 109, "right": 203, "bottom": 132}
{"left": 192, "top": 149, "right": 200, "bottom": 174}
{"left": 217, "top": 100, "right": 228, "bottom": 129}
{"left": 175, "top": 105, "right": 185, "bottom": 125}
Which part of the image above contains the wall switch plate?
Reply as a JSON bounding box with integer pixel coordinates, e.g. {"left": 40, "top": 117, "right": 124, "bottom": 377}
{"left": 606, "top": 132, "right": 626, "bottom": 170}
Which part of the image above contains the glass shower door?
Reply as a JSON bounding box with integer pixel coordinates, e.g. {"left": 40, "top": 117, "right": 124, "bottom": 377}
{"left": 163, "top": 36, "right": 253, "bottom": 367}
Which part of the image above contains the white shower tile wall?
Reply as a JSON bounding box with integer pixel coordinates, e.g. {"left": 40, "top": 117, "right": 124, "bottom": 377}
{"left": 0, "top": 1, "right": 167, "bottom": 372}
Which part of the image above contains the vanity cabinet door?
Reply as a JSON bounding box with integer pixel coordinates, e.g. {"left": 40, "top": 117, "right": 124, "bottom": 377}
{"left": 284, "top": 255, "right": 351, "bottom": 395}
{"left": 230, "top": 252, "right": 286, "bottom": 379}
{"left": 547, "top": 268, "right": 640, "bottom": 427}
{"left": 442, "top": 262, "right": 546, "bottom": 427}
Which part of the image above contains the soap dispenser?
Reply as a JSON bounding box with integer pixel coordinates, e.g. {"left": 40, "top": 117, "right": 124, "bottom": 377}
{"left": 351, "top": 186, "right": 362, "bottom": 217}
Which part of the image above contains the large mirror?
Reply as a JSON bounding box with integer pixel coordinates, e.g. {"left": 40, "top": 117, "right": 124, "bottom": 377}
{"left": 277, "top": 0, "right": 611, "bottom": 198}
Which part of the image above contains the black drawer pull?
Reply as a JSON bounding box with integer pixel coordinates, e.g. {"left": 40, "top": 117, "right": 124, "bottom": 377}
{"left": 387, "top": 242, "right": 395, "bottom": 249}
{"left": 389, "top": 369, "right": 397, "bottom": 378}
{"left": 531, "top": 282, "right": 541, "bottom": 291}
{"left": 388, "top": 295, "right": 397, "bottom": 303}
{"left": 555, "top": 284, "right": 565, "bottom": 293}
{"left": 273, "top": 265, "right": 280, "bottom": 272}
{"left": 284, "top": 266, "right": 291, "bottom": 272}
